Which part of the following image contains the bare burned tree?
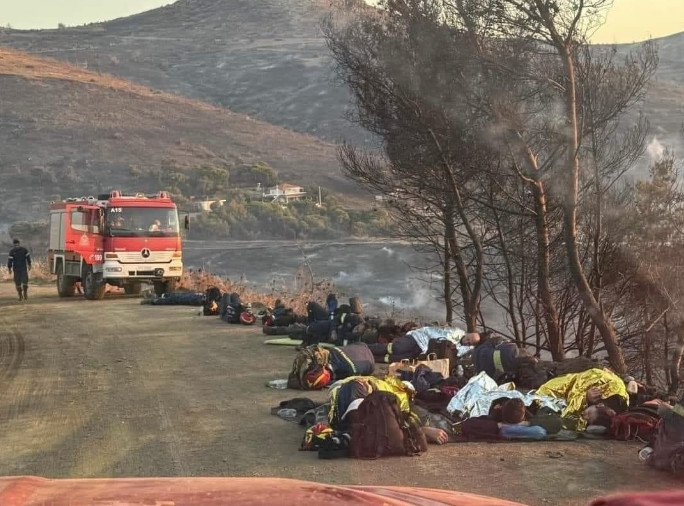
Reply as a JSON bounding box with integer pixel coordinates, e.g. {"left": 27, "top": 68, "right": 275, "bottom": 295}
{"left": 446, "top": 0, "right": 658, "bottom": 373}
{"left": 325, "top": 0, "right": 660, "bottom": 376}
{"left": 325, "top": 1, "right": 494, "bottom": 330}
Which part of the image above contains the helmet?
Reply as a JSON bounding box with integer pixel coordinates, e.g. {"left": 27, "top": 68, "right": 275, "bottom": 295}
{"left": 239, "top": 311, "right": 257, "bottom": 325}
{"left": 305, "top": 366, "right": 332, "bottom": 390}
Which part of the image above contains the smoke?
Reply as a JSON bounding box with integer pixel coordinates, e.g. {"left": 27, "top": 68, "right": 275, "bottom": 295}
{"left": 646, "top": 136, "right": 666, "bottom": 162}
{"left": 378, "top": 284, "right": 433, "bottom": 310}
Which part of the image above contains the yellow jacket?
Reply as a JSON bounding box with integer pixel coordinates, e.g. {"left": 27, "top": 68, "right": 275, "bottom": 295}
{"left": 328, "top": 375, "right": 413, "bottom": 427}
{"left": 536, "top": 368, "right": 628, "bottom": 430}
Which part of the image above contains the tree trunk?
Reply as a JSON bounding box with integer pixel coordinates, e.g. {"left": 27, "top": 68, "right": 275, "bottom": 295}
{"left": 491, "top": 192, "right": 521, "bottom": 344}
{"left": 559, "top": 46, "right": 627, "bottom": 374}
{"left": 443, "top": 220, "right": 453, "bottom": 325}
{"left": 532, "top": 180, "right": 563, "bottom": 360}
{"left": 669, "top": 324, "right": 684, "bottom": 395}
{"left": 644, "top": 323, "right": 653, "bottom": 385}
{"left": 446, "top": 213, "right": 477, "bottom": 332}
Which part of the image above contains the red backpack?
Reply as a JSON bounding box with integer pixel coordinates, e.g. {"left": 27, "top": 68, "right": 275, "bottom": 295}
{"left": 610, "top": 410, "right": 660, "bottom": 442}
{"left": 349, "top": 391, "right": 427, "bottom": 459}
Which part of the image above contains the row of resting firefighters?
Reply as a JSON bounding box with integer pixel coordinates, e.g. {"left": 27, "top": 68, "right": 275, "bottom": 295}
{"left": 290, "top": 331, "right": 684, "bottom": 473}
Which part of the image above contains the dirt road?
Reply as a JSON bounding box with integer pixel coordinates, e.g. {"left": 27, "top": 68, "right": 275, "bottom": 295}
{"left": 0, "top": 283, "right": 680, "bottom": 505}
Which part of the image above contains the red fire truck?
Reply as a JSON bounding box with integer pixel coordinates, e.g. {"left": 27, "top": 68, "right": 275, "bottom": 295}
{"left": 48, "top": 191, "right": 184, "bottom": 300}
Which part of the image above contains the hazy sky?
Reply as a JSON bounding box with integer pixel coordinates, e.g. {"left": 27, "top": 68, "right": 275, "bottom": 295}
{"left": 0, "top": 0, "right": 682, "bottom": 43}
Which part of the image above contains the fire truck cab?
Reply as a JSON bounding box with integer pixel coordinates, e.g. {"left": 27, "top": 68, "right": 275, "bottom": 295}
{"left": 48, "top": 191, "right": 183, "bottom": 300}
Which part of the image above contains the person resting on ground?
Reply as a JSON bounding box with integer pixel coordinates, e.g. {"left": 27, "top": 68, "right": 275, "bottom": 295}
{"left": 367, "top": 333, "right": 422, "bottom": 363}
{"left": 328, "top": 375, "right": 449, "bottom": 445}
{"left": 269, "top": 299, "right": 296, "bottom": 326}
{"left": 640, "top": 397, "right": 684, "bottom": 474}
{"left": 367, "top": 324, "right": 466, "bottom": 368}
{"left": 301, "top": 342, "right": 376, "bottom": 390}
{"left": 536, "top": 368, "right": 629, "bottom": 430}
{"left": 460, "top": 331, "right": 547, "bottom": 389}
{"left": 490, "top": 398, "right": 547, "bottom": 440}
{"left": 581, "top": 403, "right": 617, "bottom": 432}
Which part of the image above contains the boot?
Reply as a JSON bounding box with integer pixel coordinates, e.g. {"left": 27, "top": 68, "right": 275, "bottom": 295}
{"left": 22, "top": 285, "right": 28, "bottom": 301}
{"left": 16, "top": 286, "right": 23, "bottom": 301}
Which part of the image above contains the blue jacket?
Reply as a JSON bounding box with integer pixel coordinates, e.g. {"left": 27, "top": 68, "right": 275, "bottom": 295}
{"left": 328, "top": 343, "right": 375, "bottom": 380}
{"left": 473, "top": 336, "right": 519, "bottom": 381}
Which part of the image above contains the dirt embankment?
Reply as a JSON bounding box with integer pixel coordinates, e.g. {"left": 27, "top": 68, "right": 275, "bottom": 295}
{"left": 0, "top": 283, "right": 680, "bottom": 505}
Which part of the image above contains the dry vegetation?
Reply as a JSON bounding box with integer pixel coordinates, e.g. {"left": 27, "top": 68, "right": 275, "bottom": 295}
{"left": 177, "top": 267, "right": 333, "bottom": 314}
{"left": 1, "top": 262, "right": 331, "bottom": 312}
{"left": 0, "top": 259, "right": 54, "bottom": 284}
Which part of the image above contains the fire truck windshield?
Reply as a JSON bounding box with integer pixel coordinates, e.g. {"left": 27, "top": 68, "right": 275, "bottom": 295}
{"left": 105, "top": 207, "right": 180, "bottom": 237}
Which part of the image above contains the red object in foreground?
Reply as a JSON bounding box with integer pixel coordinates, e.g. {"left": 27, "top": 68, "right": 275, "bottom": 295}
{"left": 0, "top": 477, "right": 525, "bottom": 506}
{"left": 590, "top": 490, "right": 684, "bottom": 506}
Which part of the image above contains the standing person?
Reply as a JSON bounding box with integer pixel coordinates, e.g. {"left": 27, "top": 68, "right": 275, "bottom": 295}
{"left": 7, "top": 239, "right": 32, "bottom": 301}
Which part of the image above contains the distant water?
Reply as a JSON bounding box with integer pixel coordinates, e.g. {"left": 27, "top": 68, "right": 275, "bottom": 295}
{"left": 182, "top": 240, "right": 447, "bottom": 321}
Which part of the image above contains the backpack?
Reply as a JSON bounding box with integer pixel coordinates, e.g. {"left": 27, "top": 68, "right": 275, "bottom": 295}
{"left": 610, "top": 410, "right": 660, "bottom": 442}
{"left": 334, "top": 304, "right": 351, "bottom": 326}
{"left": 349, "top": 297, "right": 363, "bottom": 314}
{"left": 421, "top": 339, "right": 458, "bottom": 377}
{"left": 307, "top": 302, "right": 328, "bottom": 323}
{"left": 203, "top": 287, "right": 222, "bottom": 316}
{"left": 203, "top": 299, "right": 219, "bottom": 316}
{"left": 287, "top": 345, "right": 331, "bottom": 390}
{"left": 349, "top": 391, "right": 427, "bottom": 459}
{"left": 648, "top": 413, "right": 684, "bottom": 474}
{"left": 205, "top": 286, "right": 222, "bottom": 304}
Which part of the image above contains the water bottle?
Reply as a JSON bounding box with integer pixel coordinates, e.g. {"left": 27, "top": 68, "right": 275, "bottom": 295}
{"left": 267, "top": 379, "right": 288, "bottom": 389}
{"left": 277, "top": 408, "right": 298, "bottom": 421}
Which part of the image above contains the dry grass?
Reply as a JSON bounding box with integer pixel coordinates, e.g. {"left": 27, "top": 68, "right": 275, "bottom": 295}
{"left": 1, "top": 259, "right": 54, "bottom": 284}
{"left": 0, "top": 47, "right": 220, "bottom": 112}
{"left": 177, "top": 269, "right": 333, "bottom": 313}
{"left": 0, "top": 260, "right": 329, "bottom": 310}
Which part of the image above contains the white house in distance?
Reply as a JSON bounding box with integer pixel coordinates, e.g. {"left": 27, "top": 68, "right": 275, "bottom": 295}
{"left": 262, "top": 183, "right": 306, "bottom": 203}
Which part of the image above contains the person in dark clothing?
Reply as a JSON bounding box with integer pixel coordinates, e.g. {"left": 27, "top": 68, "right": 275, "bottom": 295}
{"left": 307, "top": 301, "right": 329, "bottom": 324}
{"left": 641, "top": 397, "right": 684, "bottom": 474}
{"left": 461, "top": 331, "right": 546, "bottom": 389}
{"left": 327, "top": 342, "right": 376, "bottom": 380}
{"left": 367, "top": 334, "right": 422, "bottom": 363}
{"left": 302, "top": 342, "right": 376, "bottom": 390}
{"left": 325, "top": 293, "right": 338, "bottom": 318}
{"left": 7, "top": 239, "right": 32, "bottom": 301}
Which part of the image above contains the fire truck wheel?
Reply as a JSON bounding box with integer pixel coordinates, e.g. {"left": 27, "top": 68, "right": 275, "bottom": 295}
{"left": 124, "top": 282, "right": 142, "bottom": 295}
{"left": 83, "top": 266, "right": 106, "bottom": 300}
{"left": 56, "top": 264, "right": 76, "bottom": 297}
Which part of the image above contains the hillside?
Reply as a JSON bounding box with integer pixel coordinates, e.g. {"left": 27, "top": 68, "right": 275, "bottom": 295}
{"left": 0, "top": 47, "right": 359, "bottom": 225}
{"left": 0, "top": 0, "right": 372, "bottom": 144}
{"left": 0, "top": 1, "right": 681, "bottom": 148}
{"left": 641, "top": 31, "right": 684, "bottom": 85}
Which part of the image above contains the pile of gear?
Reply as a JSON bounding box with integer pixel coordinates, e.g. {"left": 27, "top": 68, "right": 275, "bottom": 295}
{"left": 142, "top": 285, "right": 261, "bottom": 325}
{"left": 268, "top": 321, "right": 684, "bottom": 473}
{"left": 262, "top": 294, "right": 370, "bottom": 346}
